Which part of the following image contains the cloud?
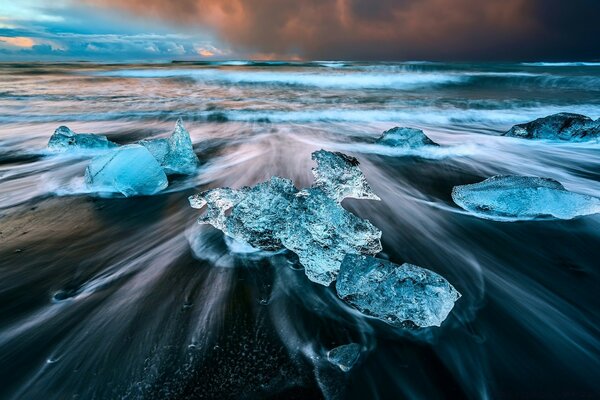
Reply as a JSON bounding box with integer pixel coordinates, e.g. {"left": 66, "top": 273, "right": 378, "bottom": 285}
{"left": 0, "top": 2, "right": 228, "bottom": 60}
{"left": 83, "top": 0, "right": 600, "bottom": 60}
{"left": 0, "top": 36, "right": 36, "bottom": 47}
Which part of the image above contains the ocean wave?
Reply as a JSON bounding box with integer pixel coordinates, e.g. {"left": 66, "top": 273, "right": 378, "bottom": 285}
{"left": 95, "top": 68, "right": 469, "bottom": 89}
{"left": 2, "top": 105, "right": 599, "bottom": 126}
{"left": 91, "top": 67, "right": 600, "bottom": 92}
{"left": 217, "top": 106, "right": 600, "bottom": 126}
{"left": 522, "top": 62, "right": 600, "bottom": 67}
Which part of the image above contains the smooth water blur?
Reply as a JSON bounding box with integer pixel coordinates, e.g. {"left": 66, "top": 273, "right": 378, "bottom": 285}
{"left": 1, "top": 61, "right": 600, "bottom": 399}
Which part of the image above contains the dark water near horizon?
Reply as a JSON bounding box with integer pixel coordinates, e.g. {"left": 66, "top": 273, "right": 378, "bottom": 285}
{"left": 1, "top": 61, "right": 600, "bottom": 399}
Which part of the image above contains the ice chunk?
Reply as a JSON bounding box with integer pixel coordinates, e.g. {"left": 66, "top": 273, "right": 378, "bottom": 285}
{"left": 336, "top": 255, "right": 461, "bottom": 327}
{"left": 327, "top": 343, "right": 361, "bottom": 372}
{"left": 85, "top": 144, "right": 168, "bottom": 196}
{"left": 225, "top": 177, "right": 297, "bottom": 251}
{"left": 376, "top": 127, "right": 438, "bottom": 148}
{"left": 188, "top": 151, "right": 382, "bottom": 286}
{"left": 139, "top": 119, "right": 200, "bottom": 175}
{"left": 47, "top": 126, "right": 117, "bottom": 153}
{"left": 278, "top": 188, "right": 382, "bottom": 285}
{"left": 452, "top": 175, "right": 600, "bottom": 221}
{"left": 503, "top": 113, "right": 600, "bottom": 141}
{"left": 311, "top": 150, "right": 380, "bottom": 201}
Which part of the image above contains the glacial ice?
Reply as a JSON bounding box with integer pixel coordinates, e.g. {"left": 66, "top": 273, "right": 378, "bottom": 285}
{"left": 327, "top": 343, "right": 361, "bottom": 372}
{"left": 503, "top": 113, "right": 600, "bottom": 142}
{"left": 139, "top": 119, "right": 200, "bottom": 175}
{"left": 188, "top": 150, "right": 382, "bottom": 285}
{"left": 85, "top": 144, "right": 168, "bottom": 196}
{"left": 47, "top": 126, "right": 117, "bottom": 153}
{"left": 375, "top": 127, "right": 438, "bottom": 148}
{"left": 336, "top": 254, "right": 461, "bottom": 327}
{"left": 311, "top": 150, "right": 380, "bottom": 201}
{"left": 452, "top": 175, "right": 600, "bottom": 221}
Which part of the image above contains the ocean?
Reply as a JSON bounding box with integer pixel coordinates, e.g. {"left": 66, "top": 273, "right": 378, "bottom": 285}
{"left": 1, "top": 61, "right": 599, "bottom": 399}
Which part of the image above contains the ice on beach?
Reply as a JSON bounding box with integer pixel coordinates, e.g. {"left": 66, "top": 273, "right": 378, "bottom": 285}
{"left": 311, "top": 150, "right": 380, "bottom": 202}
{"left": 327, "top": 343, "right": 361, "bottom": 372}
{"left": 375, "top": 127, "right": 438, "bottom": 148}
{"left": 139, "top": 119, "right": 200, "bottom": 175}
{"left": 452, "top": 175, "right": 600, "bottom": 221}
{"left": 85, "top": 144, "right": 168, "bottom": 196}
{"left": 47, "top": 126, "right": 117, "bottom": 153}
{"left": 279, "top": 187, "right": 382, "bottom": 285}
{"left": 503, "top": 113, "right": 600, "bottom": 142}
{"left": 336, "top": 254, "right": 461, "bottom": 328}
{"left": 188, "top": 150, "right": 382, "bottom": 286}
{"left": 189, "top": 188, "right": 247, "bottom": 231}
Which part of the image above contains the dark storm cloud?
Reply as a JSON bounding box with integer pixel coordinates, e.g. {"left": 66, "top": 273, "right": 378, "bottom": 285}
{"left": 84, "top": 0, "right": 600, "bottom": 60}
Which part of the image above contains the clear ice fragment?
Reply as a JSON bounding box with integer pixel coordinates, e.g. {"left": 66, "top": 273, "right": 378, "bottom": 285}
{"left": 375, "top": 127, "right": 438, "bottom": 148}
{"left": 47, "top": 126, "right": 117, "bottom": 153}
{"left": 327, "top": 343, "right": 361, "bottom": 372}
{"left": 85, "top": 144, "right": 168, "bottom": 196}
{"left": 336, "top": 254, "right": 461, "bottom": 327}
{"left": 452, "top": 175, "right": 600, "bottom": 221}
{"left": 311, "top": 150, "right": 380, "bottom": 202}
{"left": 139, "top": 119, "right": 200, "bottom": 175}
{"left": 188, "top": 151, "right": 382, "bottom": 285}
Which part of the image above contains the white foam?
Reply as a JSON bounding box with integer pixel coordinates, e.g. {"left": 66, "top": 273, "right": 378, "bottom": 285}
{"left": 96, "top": 68, "right": 469, "bottom": 89}
{"left": 522, "top": 62, "right": 600, "bottom": 67}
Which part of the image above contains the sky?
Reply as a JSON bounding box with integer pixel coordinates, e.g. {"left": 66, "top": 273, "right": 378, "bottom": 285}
{"left": 0, "top": 0, "right": 598, "bottom": 61}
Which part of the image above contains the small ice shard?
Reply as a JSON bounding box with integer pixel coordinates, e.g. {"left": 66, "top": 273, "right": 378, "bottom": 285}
{"left": 375, "top": 127, "right": 438, "bottom": 148}
{"left": 327, "top": 343, "right": 361, "bottom": 372}
{"left": 47, "top": 126, "right": 117, "bottom": 153}
{"left": 139, "top": 119, "right": 200, "bottom": 175}
{"left": 188, "top": 151, "right": 382, "bottom": 286}
{"left": 503, "top": 113, "right": 600, "bottom": 141}
{"left": 452, "top": 175, "right": 600, "bottom": 221}
{"left": 311, "top": 150, "right": 380, "bottom": 201}
{"left": 85, "top": 144, "right": 168, "bottom": 196}
{"left": 336, "top": 254, "right": 461, "bottom": 328}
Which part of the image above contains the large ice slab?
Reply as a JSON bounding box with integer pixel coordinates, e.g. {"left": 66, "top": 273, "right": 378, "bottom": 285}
{"left": 85, "top": 144, "right": 168, "bottom": 196}
{"left": 336, "top": 254, "right": 461, "bottom": 327}
{"left": 47, "top": 126, "right": 117, "bottom": 153}
{"left": 139, "top": 119, "right": 200, "bottom": 175}
{"left": 188, "top": 151, "right": 382, "bottom": 285}
{"left": 503, "top": 113, "right": 600, "bottom": 142}
{"left": 375, "top": 127, "right": 438, "bottom": 148}
{"left": 452, "top": 175, "right": 600, "bottom": 221}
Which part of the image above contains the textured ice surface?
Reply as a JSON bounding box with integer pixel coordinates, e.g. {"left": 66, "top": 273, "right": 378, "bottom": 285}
{"left": 375, "top": 127, "right": 438, "bottom": 148}
{"left": 336, "top": 254, "right": 461, "bottom": 327}
{"left": 503, "top": 113, "right": 600, "bottom": 141}
{"left": 47, "top": 126, "right": 117, "bottom": 153}
{"left": 85, "top": 144, "right": 168, "bottom": 196}
{"left": 188, "top": 151, "right": 382, "bottom": 285}
{"left": 327, "top": 343, "right": 361, "bottom": 372}
{"left": 452, "top": 175, "right": 600, "bottom": 221}
{"left": 139, "top": 119, "right": 200, "bottom": 175}
{"left": 311, "top": 150, "right": 380, "bottom": 201}
{"left": 189, "top": 188, "right": 247, "bottom": 231}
